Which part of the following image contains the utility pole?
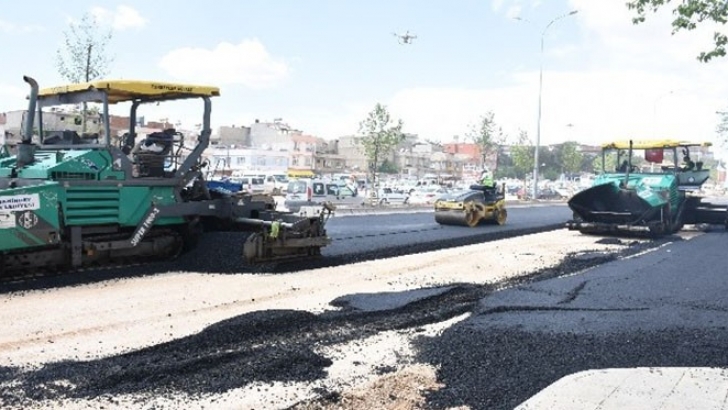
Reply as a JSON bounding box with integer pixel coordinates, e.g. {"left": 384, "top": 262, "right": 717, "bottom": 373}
{"left": 517, "top": 10, "right": 579, "bottom": 199}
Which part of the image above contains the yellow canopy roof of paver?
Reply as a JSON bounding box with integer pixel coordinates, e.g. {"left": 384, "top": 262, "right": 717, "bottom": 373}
{"left": 38, "top": 80, "right": 220, "bottom": 104}
{"left": 601, "top": 139, "right": 712, "bottom": 150}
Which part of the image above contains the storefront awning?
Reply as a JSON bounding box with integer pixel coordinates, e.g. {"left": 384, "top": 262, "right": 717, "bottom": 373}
{"left": 288, "top": 169, "right": 315, "bottom": 178}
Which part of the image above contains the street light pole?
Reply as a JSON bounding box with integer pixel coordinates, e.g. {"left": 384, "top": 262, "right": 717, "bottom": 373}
{"left": 529, "top": 10, "right": 578, "bottom": 200}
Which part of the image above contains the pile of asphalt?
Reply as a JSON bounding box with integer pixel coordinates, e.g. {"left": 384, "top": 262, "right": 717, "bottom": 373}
{"left": 0, "top": 238, "right": 666, "bottom": 409}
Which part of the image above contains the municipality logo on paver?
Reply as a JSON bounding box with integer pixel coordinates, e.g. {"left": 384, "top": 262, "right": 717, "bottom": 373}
{"left": 0, "top": 194, "right": 41, "bottom": 212}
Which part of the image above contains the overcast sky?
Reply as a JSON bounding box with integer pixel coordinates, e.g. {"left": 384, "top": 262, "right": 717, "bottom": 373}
{"left": 2, "top": 0, "right": 728, "bottom": 157}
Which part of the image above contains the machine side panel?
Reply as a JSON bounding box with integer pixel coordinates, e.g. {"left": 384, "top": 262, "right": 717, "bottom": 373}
{"left": 0, "top": 183, "right": 63, "bottom": 251}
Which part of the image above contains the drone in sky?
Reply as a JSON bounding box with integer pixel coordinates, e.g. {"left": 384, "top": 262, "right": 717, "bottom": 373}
{"left": 393, "top": 30, "right": 417, "bottom": 44}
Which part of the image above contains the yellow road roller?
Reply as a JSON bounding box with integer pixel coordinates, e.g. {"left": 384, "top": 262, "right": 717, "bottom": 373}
{"left": 434, "top": 184, "right": 507, "bottom": 227}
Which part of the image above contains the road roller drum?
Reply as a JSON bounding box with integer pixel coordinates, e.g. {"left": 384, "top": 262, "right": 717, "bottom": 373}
{"left": 434, "top": 184, "right": 507, "bottom": 227}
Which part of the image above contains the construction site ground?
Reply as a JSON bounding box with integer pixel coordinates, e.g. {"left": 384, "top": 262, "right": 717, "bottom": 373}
{"left": 0, "top": 227, "right": 720, "bottom": 409}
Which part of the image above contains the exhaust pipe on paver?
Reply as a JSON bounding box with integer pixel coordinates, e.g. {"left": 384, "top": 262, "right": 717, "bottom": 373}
{"left": 16, "top": 76, "right": 39, "bottom": 168}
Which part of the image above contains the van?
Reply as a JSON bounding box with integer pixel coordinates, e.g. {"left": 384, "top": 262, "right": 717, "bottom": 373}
{"left": 286, "top": 178, "right": 322, "bottom": 201}
{"left": 286, "top": 179, "right": 357, "bottom": 200}
{"left": 264, "top": 173, "right": 289, "bottom": 194}
{"left": 284, "top": 178, "right": 361, "bottom": 211}
{"left": 233, "top": 175, "right": 265, "bottom": 194}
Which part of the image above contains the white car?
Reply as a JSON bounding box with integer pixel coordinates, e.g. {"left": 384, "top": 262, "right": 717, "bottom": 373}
{"left": 408, "top": 186, "right": 448, "bottom": 205}
{"left": 376, "top": 187, "right": 409, "bottom": 205}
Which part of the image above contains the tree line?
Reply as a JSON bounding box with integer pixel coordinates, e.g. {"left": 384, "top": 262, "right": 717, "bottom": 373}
{"left": 356, "top": 103, "right": 597, "bottom": 181}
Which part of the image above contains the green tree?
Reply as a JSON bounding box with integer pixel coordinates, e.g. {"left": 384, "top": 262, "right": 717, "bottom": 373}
{"left": 467, "top": 111, "right": 504, "bottom": 170}
{"left": 357, "top": 103, "right": 404, "bottom": 186}
{"left": 580, "top": 153, "right": 599, "bottom": 173}
{"left": 539, "top": 147, "right": 559, "bottom": 180}
{"left": 495, "top": 144, "right": 514, "bottom": 179}
{"left": 592, "top": 151, "right": 619, "bottom": 173}
{"left": 558, "top": 141, "right": 584, "bottom": 175}
{"left": 627, "top": 0, "right": 728, "bottom": 62}
{"left": 510, "top": 130, "right": 535, "bottom": 179}
{"left": 378, "top": 158, "right": 399, "bottom": 174}
{"left": 56, "top": 12, "right": 114, "bottom": 132}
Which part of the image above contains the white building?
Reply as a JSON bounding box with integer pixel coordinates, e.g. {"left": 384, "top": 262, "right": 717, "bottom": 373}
{"left": 248, "top": 119, "right": 297, "bottom": 150}
{"left": 204, "top": 146, "right": 289, "bottom": 176}
{"left": 2, "top": 109, "right": 103, "bottom": 143}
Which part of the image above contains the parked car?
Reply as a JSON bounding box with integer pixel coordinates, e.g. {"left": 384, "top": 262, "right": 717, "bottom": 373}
{"left": 207, "top": 175, "right": 265, "bottom": 194}
{"left": 326, "top": 181, "right": 358, "bottom": 198}
{"left": 537, "top": 187, "right": 570, "bottom": 200}
{"left": 409, "top": 186, "right": 448, "bottom": 205}
{"left": 284, "top": 178, "right": 360, "bottom": 212}
{"left": 375, "top": 187, "right": 409, "bottom": 205}
{"left": 206, "top": 177, "right": 244, "bottom": 193}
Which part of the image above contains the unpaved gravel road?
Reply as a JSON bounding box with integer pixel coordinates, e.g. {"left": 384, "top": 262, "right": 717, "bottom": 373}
{"left": 0, "top": 229, "right": 673, "bottom": 409}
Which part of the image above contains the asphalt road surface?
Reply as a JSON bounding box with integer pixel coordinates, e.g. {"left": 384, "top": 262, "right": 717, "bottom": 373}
{"left": 416, "top": 229, "right": 728, "bottom": 409}
{"left": 167, "top": 203, "right": 573, "bottom": 274}
{"left": 323, "top": 204, "right": 572, "bottom": 256}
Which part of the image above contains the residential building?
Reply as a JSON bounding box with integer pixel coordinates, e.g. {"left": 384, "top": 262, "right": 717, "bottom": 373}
{"left": 248, "top": 119, "right": 298, "bottom": 151}
{"left": 314, "top": 139, "right": 347, "bottom": 175}
{"left": 337, "top": 135, "right": 368, "bottom": 172}
{"left": 204, "top": 146, "right": 289, "bottom": 176}
{"left": 395, "top": 138, "right": 437, "bottom": 178}
{"left": 443, "top": 142, "right": 487, "bottom": 178}
{"left": 289, "top": 134, "right": 317, "bottom": 178}
{"left": 1, "top": 109, "right": 104, "bottom": 145}
{"left": 108, "top": 114, "right": 131, "bottom": 136}
{"left": 335, "top": 133, "right": 460, "bottom": 177}
{"left": 337, "top": 134, "right": 424, "bottom": 175}
{"left": 214, "top": 125, "right": 250, "bottom": 147}
{"left": 207, "top": 119, "right": 330, "bottom": 177}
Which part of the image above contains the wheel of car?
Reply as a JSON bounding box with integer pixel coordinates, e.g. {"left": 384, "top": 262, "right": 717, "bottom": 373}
{"left": 379, "top": 198, "right": 388, "bottom": 205}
